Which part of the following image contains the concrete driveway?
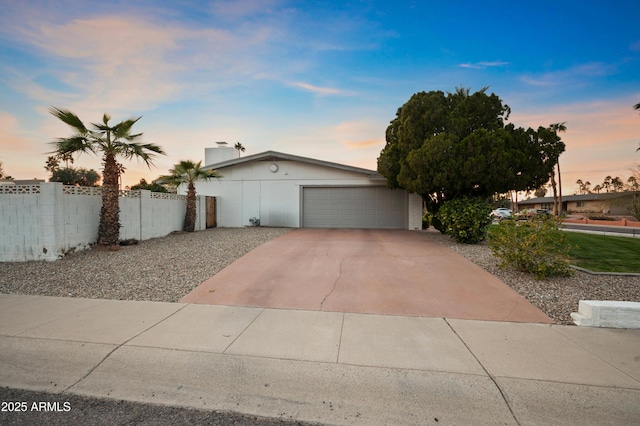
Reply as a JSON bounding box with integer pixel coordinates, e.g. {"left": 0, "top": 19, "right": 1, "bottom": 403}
{"left": 181, "top": 228, "right": 551, "bottom": 323}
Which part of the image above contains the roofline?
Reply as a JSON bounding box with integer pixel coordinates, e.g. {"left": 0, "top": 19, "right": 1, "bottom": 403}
{"left": 203, "top": 150, "right": 386, "bottom": 180}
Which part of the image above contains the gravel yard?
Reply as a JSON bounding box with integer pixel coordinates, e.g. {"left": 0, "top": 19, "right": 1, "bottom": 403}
{"left": 1, "top": 227, "right": 638, "bottom": 325}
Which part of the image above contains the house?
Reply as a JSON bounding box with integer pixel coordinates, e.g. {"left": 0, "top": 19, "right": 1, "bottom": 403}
{"left": 193, "top": 143, "right": 422, "bottom": 229}
{"left": 517, "top": 192, "right": 639, "bottom": 216}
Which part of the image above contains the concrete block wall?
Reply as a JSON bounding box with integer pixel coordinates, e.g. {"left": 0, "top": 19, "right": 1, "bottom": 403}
{"left": 1, "top": 183, "right": 201, "bottom": 262}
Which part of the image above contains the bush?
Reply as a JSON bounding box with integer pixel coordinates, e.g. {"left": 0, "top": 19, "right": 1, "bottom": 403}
{"left": 431, "top": 215, "right": 445, "bottom": 233}
{"left": 437, "top": 197, "right": 492, "bottom": 244}
{"left": 587, "top": 215, "right": 615, "bottom": 221}
{"left": 422, "top": 215, "right": 430, "bottom": 229}
{"left": 487, "top": 215, "right": 574, "bottom": 279}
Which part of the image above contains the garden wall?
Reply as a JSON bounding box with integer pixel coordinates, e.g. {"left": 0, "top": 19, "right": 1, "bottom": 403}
{"left": 0, "top": 183, "right": 206, "bottom": 262}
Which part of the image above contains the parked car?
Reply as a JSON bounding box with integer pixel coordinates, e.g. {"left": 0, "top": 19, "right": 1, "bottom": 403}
{"left": 490, "top": 207, "right": 512, "bottom": 220}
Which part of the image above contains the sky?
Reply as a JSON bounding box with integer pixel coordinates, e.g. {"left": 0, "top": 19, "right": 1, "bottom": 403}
{"left": 1, "top": 0, "right": 639, "bottom": 195}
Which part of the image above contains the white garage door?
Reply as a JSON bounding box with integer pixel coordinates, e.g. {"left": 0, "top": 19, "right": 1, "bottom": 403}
{"left": 302, "top": 186, "right": 406, "bottom": 229}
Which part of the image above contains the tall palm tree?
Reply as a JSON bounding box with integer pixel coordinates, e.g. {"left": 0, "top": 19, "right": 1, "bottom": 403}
{"left": 159, "top": 160, "right": 221, "bottom": 232}
{"left": 635, "top": 102, "right": 640, "bottom": 151}
{"left": 49, "top": 107, "right": 165, "bottom": 246}
{"left": 549, "top": 122, "right": 567, "bottom": 215}
{"left": 234, "top": 142, "right": 245, "bottom": 156}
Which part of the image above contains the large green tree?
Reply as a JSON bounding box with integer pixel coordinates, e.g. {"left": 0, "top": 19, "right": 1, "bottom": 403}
{"left": 159, "top": 160, "right": 221, "bottom": 232}
{"left": 377, "top": 88, "right": 558, "bottom": 209}
{"left": 50, "top": 107, "right": 165, "bottom": 246}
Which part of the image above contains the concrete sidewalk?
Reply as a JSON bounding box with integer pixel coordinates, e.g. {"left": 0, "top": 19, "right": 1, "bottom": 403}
{"left": 1, "top": 294, "right": 639, "bottom": 425}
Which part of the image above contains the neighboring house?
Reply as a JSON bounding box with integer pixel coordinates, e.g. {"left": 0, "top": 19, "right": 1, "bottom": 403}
{"left": 193, "top": 143, "right": 422, "bottom": 229}
{"left": 517, "top": 192, "right": 639, "bottom": 216}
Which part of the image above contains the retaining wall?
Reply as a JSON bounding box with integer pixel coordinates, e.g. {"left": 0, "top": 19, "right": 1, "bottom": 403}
{"left": 563, "top": 217, "right": 640, "bottom": 227}
{"left": 0, "top": 183, "right": 205, "bottom": 262}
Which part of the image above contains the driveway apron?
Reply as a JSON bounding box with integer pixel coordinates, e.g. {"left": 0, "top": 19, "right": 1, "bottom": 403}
{"left": 181, "top": 228, "right": 552, "bottom": 323}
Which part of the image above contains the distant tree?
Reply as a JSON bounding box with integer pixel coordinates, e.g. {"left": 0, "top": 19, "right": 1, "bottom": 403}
{"left": 44, "top": 156, "right": 60, "bottom": 174}
{"left": 627, "top": 176, "right": 639, "bottom": 191}
{"left": 534, "top": 187, "right": 547, "bottom": 198}
{"left": 377, "top": 88, "right": 557, "bottom": 211}
{"left": 602, "top": 176, "right": 612, "bottom": 193}
{"left": 549, "top": 122, "right": 567, "bottom": 214}
{"left": 593, "top": 184, "right": 602, "bottom": 194}
{"left": 158, "top": 160, "right": 221, "bottom": 232}
{"left": 576, "top": 179, "right": 592, "bottom": 194}
{"left": 130, "top": 178, "right": 168, "bottom": 193}
{"left": 50, "top": 167, "right": 100, "bottom": 186}
{"left": 0, "top": 161, "right": 11, "bottom": 180}
{"left": 234, "top": 142, "right": 245, "bottom": 156}
{"left": 611, "top": 176, "right": 624, "bottom": 192}
{"left": 50, "top": 107, "right": 165, "bottom": 246}
{"left": 635, "top": 102, "right": 639, "bottom": 151}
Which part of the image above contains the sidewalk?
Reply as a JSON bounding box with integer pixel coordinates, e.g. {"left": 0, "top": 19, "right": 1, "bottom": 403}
{"left": 1, "top": 294, "right": 639, "bottom": 425}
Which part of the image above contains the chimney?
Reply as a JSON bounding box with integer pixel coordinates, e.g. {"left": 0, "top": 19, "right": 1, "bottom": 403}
{"left": 205, "top": 141, "right": 240, "bottom": 166}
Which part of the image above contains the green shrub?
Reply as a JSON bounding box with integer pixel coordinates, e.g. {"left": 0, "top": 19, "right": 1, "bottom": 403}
{"left": 422, "top": 215, "right": 430, "bottom": 229}
{"left": 431, "top": 215, "right": 445, "bottom": 233}
{"left": 437, "top": 197, "right": 492, "bottom": 244}
{"left": 487, "top": 215, "right": 574, "bottom": 279}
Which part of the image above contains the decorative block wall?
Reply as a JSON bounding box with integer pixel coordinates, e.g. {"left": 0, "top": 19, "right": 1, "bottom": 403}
{"left": 0, "top": 183, "right": 203, "bottom": 262}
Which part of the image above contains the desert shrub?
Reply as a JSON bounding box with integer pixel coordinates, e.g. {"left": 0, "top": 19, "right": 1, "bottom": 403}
{"left": 487, "top": 215, "right": 574, "bottom": 279}
{"left": 437, "top": 197, "right": 492, "bottom": 244}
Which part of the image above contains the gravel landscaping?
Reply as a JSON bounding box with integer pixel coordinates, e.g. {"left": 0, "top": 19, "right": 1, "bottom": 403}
{"left": 1, "top": 227, "right": 638, "bottom": 325}
{"left": 423, "top": 229, "right": 640, "bottom": 325}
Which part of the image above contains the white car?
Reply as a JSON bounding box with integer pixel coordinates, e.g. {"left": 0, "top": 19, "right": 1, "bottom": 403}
{"left": 490, "top": 208, "right": 512, "bottom": 220}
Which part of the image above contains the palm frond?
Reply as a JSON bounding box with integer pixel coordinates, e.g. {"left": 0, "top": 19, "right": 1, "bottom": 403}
{"left": 49, "top": 107, "right": 88, "bottom": 133}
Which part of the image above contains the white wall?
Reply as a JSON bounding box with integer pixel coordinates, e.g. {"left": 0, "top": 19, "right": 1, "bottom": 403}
{"left": 195, "top": 159, "right": 421, "bottom": 229}
{"left": 0, "top": 183, "right": 204, "bottom": 262}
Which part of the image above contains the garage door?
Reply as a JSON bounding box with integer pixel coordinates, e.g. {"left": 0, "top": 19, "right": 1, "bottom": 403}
{"left": 302, "top": 187, "right": 406, "bottom": 229}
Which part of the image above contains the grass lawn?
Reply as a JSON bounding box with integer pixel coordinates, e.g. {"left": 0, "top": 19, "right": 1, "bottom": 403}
{"left": 565, "top": 232, "right": 640, "bottom": 273}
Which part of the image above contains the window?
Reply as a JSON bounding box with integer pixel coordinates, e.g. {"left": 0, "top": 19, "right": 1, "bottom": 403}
{"left": 576, "top": 201, "right": 585, "bottom": 208}
{"left": 541, "top": 203, "right": 553, "bottom": 210}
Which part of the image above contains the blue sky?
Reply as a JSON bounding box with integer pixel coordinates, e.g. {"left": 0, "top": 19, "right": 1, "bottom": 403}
{"left": 1, "top": 0, "right": 639, "bottom": 194}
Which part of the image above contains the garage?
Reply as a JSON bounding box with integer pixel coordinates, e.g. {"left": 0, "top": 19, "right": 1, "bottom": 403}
{"left": 302, "top": 186, "right": 407, "bottom": 229}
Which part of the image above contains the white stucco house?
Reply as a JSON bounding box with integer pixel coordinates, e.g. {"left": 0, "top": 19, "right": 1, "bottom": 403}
{"left": 193, "top": 143, "right": 422, "bottom": 229}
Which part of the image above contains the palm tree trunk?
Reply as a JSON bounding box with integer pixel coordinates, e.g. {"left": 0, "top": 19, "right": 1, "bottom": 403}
{"left": 184, "top": 182, "right": 197, "bottom": 232}
{"left": 550, "top": 169, "right": 558, "bottom": 216}
{"left": 98, "top": 153, "right": 120, "bottom": 246}
{"left": 557, "top": 161, "right": 563, "bottom": 215}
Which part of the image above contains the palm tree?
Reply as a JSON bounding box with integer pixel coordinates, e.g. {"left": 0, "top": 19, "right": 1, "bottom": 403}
{"left": 549, "top": 122, "right": 567, "bottom": 215}
{"left": 159, "top": 160, "right": 221, "bottom": 232}
{"left": 635, "top": 102, "right": 640, "bottom": 151}
{"left": 49, "top": 107, "right": 165, "bottom": 246}
{"left": 234, "top": 142, "right": 245, "bottom": 156}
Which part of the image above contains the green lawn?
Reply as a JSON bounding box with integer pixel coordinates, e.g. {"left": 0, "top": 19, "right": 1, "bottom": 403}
{"left": 565, "top": 232, "right": 640, "bottom": 273}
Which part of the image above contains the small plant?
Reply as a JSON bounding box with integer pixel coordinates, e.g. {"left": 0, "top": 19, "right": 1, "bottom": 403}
{"left": 422, "top": 215, "right": 430, "bottom": 229}
{"left": 437, "top": 197, "right": 492, "bottom": 244}
{"left": 487, "top": 215, "right": 574, "bottom": 279}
